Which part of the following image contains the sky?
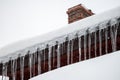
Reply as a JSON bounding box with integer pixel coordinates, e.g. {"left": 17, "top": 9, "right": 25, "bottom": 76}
{"left": 0, "top": 0, "right": 120, "bottom": 49}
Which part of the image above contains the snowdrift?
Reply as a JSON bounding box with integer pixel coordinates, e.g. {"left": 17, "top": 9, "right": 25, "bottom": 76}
{"left": 30, "top": 51, "right": 120, "bottom": 80}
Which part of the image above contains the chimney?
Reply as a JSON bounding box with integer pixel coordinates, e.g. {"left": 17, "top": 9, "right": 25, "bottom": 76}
{"left": 67, "top": 4, "right": 94, "bottom": 24}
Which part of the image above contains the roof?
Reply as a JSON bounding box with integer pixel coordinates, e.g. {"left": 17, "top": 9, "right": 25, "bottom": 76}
{"left": 0, "top": 6, "right": 120, "bottom": 62}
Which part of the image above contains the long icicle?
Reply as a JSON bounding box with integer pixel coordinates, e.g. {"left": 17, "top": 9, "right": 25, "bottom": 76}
{"left": 105, "top": 26, "right": 108, "bottom": 54}
{"left": 78, "top": 37, "right": 81, "bottom": 61}
{"left": 33, "top": 53, "right": 36, "bottom": 76}
{"left": 67, "top": 37, "right": 70, "bottom": 65}
{"left": 29, "top": 53, "right": 33, "bottom": 78}
{"left": 2, "top": 62, "right": 8, "bottom": 80}
{"left": 5, "top": 63, "right": 8, "bottom": 80}
{"left": 71, "top": 39, "right": 74, "bottom": 63}
{"left": 84, "top": 33, "right": 87, "bottom": 60}
{"left": 48, "top": 45, "right": 52, "bottom": 71}
{"left": 110, "top": 26, "right": 114, "bottom": 52}
{"left": 110, "top": 23, "right": 118, "bottom": 52}
{"left": 56, "top": 41, "right": 60, "bottom": 68}
{"left": 94, "top": 31, "right": 97, "bottom": 57}
{"left": 38, "top": 49, "right": 41, "bottom": 75}
{"left": 20, "top": 56, "right": 24, "bottom": 80}
{"left": 44, "top": 48, "right": 46, "bottom": 70}
{"left": 88, "top": 33, "right": 91, "bottom": 59}
{"left": 11, "top": 59, "right": 17, "bottom": 80}
{"left": 52, "top": 46, "right": 55, "bottom": 67}
{"left": 62, "top": 43, "right": 64, "bottom": 56}
{"left": 99, "top": 27, "right": 102, "bottom": 56}
{"left": 86, "top": 29, "right": 91, "bottom": 59}
{"left": 2, "top": 63, "right": 5, "bottom": 80}
{"left": 114, "top": 23, "right": 119, "bottom": 50}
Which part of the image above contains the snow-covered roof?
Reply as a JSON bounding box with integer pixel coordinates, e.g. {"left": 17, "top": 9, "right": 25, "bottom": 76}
{"left": 29, "top": 51, "right": 120, "bottom": 80}
{"left": 0, "top": 6, "right": 120, "bottom": 62}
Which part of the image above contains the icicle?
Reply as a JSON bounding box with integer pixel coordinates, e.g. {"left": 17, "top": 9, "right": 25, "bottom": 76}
{"left": 2, "top": 63, "right": 4, "bottom": 80}
{"left": 2, "top": 62, "right": 8, "bottom": 80}
{"left": 29, "top": 53, "right": 33, "bottom": 78}
{"left": 20, "top": 56, "right": 24, "bottom": 80}
{"left": 61, "top": 43, "right": 64, "bottom": 55}
{"left": 84, "top": 32, "right": 87, "bottom": 60}
{"left": 11, "top": 59, "right": 17, "bottom": 80}
{"left": 110, "top": 26, "right": 117, "bottom": 51}
{"left": 66, "top": 37, "right": 70, "bottom": 65}
{"left": 78, "top": 37, "right": 81, "bottom": 61}
{"left": 56, "top": 41, "right": 60, "bottom": 68}
{"left": 60, "top": 43, "right": 63, "bottom": 55}
{"left": 110, "top": 23, "right": 118, "bottom": 52}
{"left": 48, "top": 44, "right": 52, "bottom": 71}
{"left": 43, "top": 49, "right": 46, "bottom": 69}
{"left": 86, "top": 29, "right": 91, "bottom": 59}
{"left": 33, "top": 53, "right": 37, "bottom": 76}
{"left": 114, "top": 24, "right": 118, "bottom": 51}
{"left": 38, "top": 49, "right": 41, "bottom": 75}
{"left": 94, "top": 30, "right": 97, "bottom": 57}
{"left": 88, "top": 33, "right": 91, "bottom": 59}
{"left": 98, "top": 27, "right": 102, "bottom": 56}
{"left": 52, "top": 46, "right": 55, "bottom": 67}
{"left": 70, "top": 39, "right": 74, "bottom": 63}
{"left": 105, "top": 26, "right": 108, "bottom": 54}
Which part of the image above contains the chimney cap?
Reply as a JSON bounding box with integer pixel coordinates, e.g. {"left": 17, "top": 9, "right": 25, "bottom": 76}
{"left": 67, "top": 4, "right": 82, "bottom": 14}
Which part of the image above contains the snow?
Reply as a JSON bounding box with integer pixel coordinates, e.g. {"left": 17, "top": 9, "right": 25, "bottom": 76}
{"left": 0, "top": 76, "right": 9, "bottom": 80}
{"left": 0, "top": 6, "right": 120, "bottom": 61}
{"left": 29, "top": 51, "right": 120, "bottom": 80}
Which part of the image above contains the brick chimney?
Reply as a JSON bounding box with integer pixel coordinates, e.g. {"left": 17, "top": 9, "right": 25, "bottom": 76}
{"left": 67, "top": 4, "right": 94, "bottom": 24}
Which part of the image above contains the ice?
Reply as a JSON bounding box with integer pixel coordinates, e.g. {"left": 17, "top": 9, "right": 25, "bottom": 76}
{"left": 56, "top": 42, "right": 60, "bottom": 68}
{"left": 88, "top": 32, "right": 91, "bottom": 58}
{"left": 2, "top": 63, "right": 8, "bottom": 80}
{"left": 52, "top": 46, "right": 55, "bottom": 67}
{"left": 20, "top": 56, "right": 24, "bottom": 80}
{"left": 78, "top": 37, "right": 82, "bottom": 61}
{"left": 110, "top": 22, "right": 119, "bottom": 52}
{"left": 70, "top": 39, "right": 74, "bottom": 63}
{"left": 33, "top": 53, "right": 36, "bottom": 76}
{"left": 98, "top": 27, "right": 102, "bottom": 56}
{"left": 105, "top": 27, "right": 108, "bottom": 54}
{"left": 48, "top": 45, "right": 52, "bottom": 71}
{"left": 84, "top": 33, "right": 87, "bottom": 60}
{"left": 11, "top": 59, "right": 17, "bottom": 80}
{"left": 67, "top": 37, "right": 70, "bottom": 65}
{"left": 94, "top": 30, "right": 97, "bottom": 57}
{"left": 43, "top": 49, "right": 46, "bottom": 70}
{"left": 29, "top": 53, "right": 33, "bottom": 78}
{"left": 37, "top": 49, "right": 41, "bottom": 75}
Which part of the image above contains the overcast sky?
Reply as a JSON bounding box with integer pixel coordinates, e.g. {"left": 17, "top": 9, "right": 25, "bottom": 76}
{"left": 0, "top": 0, "right": 120, "bottom": 49}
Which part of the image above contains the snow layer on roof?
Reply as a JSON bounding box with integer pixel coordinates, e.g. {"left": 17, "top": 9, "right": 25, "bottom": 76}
{"left": 30, "top": 51, "right": 120, "bottom": 80}
{"left": 0, "top": 6, "right": 120, "bottom": 58}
